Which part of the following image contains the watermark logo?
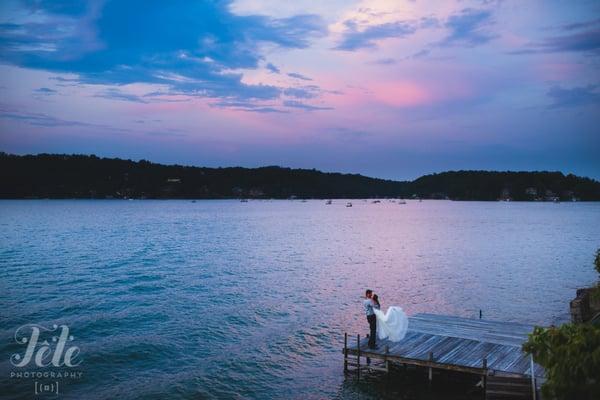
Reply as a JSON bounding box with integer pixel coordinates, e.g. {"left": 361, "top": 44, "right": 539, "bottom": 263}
{"left": 9, "top": 324, "right": 83, "bottom": 396}
{"left": 11, "top": 324, "right": 81, "bottom": 368}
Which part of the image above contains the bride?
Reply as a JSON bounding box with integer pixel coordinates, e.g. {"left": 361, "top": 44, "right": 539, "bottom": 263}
{"left": 372, "top": 294, "right": 409, "bottom": 342}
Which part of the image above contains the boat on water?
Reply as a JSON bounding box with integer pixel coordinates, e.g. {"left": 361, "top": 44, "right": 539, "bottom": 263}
{"left": 346, "top": 202, "right": 352, "bottom": 207}
{"left": 398, "top": 200, "right": 407, "bottom": 204}
{"left": 240, "top": 199, "right": 248, "bottom": 202}
{"left": 326, "top": 199, "right": 332, "bottom": 205}
{"left": 371, "top": 200, "right": 381, "bottom": 204}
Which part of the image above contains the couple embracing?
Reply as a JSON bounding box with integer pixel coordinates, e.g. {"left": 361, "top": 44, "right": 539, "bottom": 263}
{"left": 363, "top": 289, "right": 409, "bottom": 349}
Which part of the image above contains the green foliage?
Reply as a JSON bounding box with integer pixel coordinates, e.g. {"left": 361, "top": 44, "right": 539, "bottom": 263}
{"left": 592, "top": 249, "right": 600, "bottom": 303}
{"left": 523, "top": 323, "right": 600, "bottom": 400}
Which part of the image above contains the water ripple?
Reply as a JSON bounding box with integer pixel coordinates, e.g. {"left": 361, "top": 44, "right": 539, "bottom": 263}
{"left": 1, "top": 200, "right": 599, "bottom": 399}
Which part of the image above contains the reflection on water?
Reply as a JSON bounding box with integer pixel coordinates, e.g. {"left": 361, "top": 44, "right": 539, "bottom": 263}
{"left": 0, "top": 200, "right": 598, "bottom": 399}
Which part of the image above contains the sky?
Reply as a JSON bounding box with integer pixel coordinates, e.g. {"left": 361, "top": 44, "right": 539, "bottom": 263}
{"left": 0, "top": 0, "right": 599, "bottom": 180}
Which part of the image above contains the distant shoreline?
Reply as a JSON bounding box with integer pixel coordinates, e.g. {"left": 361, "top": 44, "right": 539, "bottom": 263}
{"left": 2, "top": 152, "right": 600, "bottom": 201}
{"left": 1, "top": 198, "right": 599, "bottom": 202}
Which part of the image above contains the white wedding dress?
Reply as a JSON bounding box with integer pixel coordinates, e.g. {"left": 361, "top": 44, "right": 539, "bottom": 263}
{"left": 373, "top": 306, "right": 409, "bottom": 342}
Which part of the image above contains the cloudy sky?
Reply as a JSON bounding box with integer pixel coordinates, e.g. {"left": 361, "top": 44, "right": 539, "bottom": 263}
{"left": 0, "top": 0, "right": 598, "bottom": 180}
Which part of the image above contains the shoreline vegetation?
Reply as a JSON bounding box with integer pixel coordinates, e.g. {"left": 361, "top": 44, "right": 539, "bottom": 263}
{"left": 2, "top": 152, "right": 600, "bottom": 200}
{"left": 523, "top": 249, "right": 600, "bottom": 399}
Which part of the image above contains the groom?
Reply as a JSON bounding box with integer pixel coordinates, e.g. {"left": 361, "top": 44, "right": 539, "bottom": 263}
{"left": 364, "top": 289, "right": 377, "bottom": 349}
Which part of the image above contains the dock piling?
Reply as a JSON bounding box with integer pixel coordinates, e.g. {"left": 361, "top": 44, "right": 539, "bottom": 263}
{"left": 343, "top": 332, "right": 348, "bottom": 372}
{"left": 384, "top": 345, "right": 389, "bottom": 373}
{"left": 357, "top": 334, "right": 360, "bottom": 380}
{"left": 428, "top": 352, "right": 433, "bottom": 383}
{"left": 482, "top": 357, "right": 487, "bottom": 398}
{"left": 530, "top": 354, "right": 537, "bottom": 400}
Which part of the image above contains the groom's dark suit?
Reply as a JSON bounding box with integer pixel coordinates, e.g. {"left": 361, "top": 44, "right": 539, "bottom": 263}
{"left": 364, "top": 299, "right": 377, "bottom": 348}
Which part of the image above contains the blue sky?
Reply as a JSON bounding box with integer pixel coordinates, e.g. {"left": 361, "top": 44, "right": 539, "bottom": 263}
{"left": 0, "top": 0, "right": 599, "bottom": 179}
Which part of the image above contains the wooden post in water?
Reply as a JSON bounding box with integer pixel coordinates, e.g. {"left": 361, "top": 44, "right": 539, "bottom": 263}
{"left": 482, "top": 357, "right": 487, "bottom": 399}
{"left": 385, "top": 345, "right": 389, "bottom": 373}
{"left": 344, "top": 333, "right": 348, "bottom": 372}
{"left": 530, "top": 354, "right": 537, "bottom": 400}
{"left": 385, "top": 345, "right": 390, "bottom": 384}
{"left": 428, "top": 352, "right": 433, "bottom": 383}
{"left": 357, "top": 334, "right": 361, "bottom": 380}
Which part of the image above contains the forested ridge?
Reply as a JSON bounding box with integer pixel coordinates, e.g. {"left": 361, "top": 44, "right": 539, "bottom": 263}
{"left": 2, "top": 153, "right": 599, "bottom": 200}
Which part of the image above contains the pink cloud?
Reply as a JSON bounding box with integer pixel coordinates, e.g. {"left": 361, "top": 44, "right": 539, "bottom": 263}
{"left": 371, "top": 81, "right": 435, "bottom": 107}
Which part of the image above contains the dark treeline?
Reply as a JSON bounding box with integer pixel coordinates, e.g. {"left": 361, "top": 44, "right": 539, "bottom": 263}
{"left": 411, "top": 171, "right": 600, "bottom": 201}
{"left": 0, "top": 153, "right": 406, "bottom": 199}
{"left": 1, "top": 152, "right": 599, "bottom": 200}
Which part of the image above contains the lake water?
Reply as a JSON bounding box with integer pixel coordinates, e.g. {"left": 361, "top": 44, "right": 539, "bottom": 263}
{"left": 1, "top": 200, "right": 599, "bottom": 399}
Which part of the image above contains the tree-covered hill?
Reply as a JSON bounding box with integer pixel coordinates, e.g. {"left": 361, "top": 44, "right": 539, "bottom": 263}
{"left": 1, "top": 153, "right": 599, "bottom": 200}
{"left": 0, "top": 153, "right": 408, "bottom": 199}
{"left": 410, "top": 171, "right": 600, "bottom": 201}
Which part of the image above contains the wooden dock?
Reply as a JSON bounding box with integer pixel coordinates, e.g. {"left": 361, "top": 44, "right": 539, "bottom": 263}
{"left": 344, "top": 313, "right": 544, "bottom": 399}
